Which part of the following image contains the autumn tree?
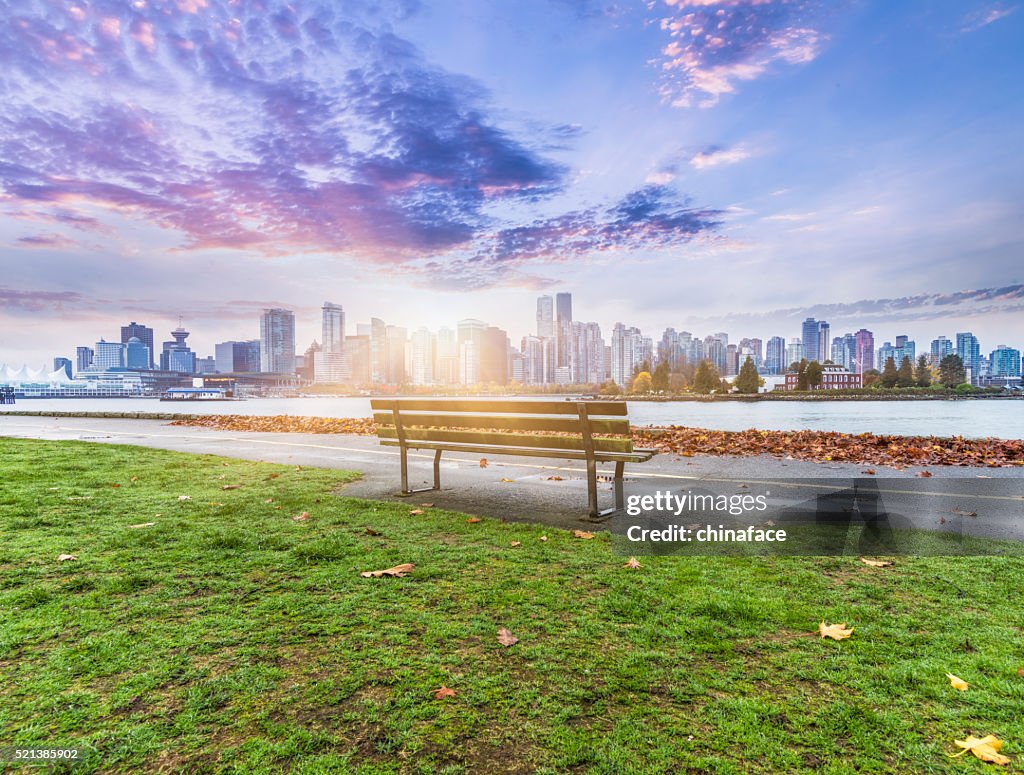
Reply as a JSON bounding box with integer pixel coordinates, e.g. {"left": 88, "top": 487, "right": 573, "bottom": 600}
{"left": 734, "top": 356, "right": 762, "bottom": 394}
{"left": 880, "top": 356, "right": 899, "bottom": 388}
{"left": 631, "top": 371, "right": 653, "bottom": 394}
{"left": 915, "top": 355, "right": 932, "bottom": 387}
{"left": 633, "top": 360, "right": 652, "bottom": 379}
{"left": 939, "top": 354, "right": 966, "bottom": 387}
{"left": 598, "top": 380, "right": 621, "bottom": 396}
{"left": 793, "top": 358, "right": 809, "bottom": 390}
{"left": 862, "top": 368, "right": 882, "bottom": 388}
{"left": 896, "top": 356, "right": 915, "bottom": 388}
{"left": 805, "top": 360, "right": 823, "bottom": 389}
{"left": 692, "top": 360, "right": 721, "bottom": 394}
{"left": 668, "top": 372, "right": 688, "bottom": 393}
{"left": 651, "top": 361, "right": 670, "bottom": 392}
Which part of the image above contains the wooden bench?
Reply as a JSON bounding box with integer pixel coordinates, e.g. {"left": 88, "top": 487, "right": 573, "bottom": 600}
{"left": 370, "top": 399, "right": 656, "bottom": 520}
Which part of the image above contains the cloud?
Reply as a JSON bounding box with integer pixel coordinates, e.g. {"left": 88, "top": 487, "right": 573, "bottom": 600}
{"left": 961, "top": 4, "right": 1017, "bottom": 32}
{"left": 0, "top": 287, "right": 83, "bottom": 311}
{"left": 14, "top": 233, "right": 79, "bottom": 248}
{"left": 689, "top": 144, "right": 751, "bottom": 168}
{"left": 655, "top": 1, "right": 827, "bottom": 108}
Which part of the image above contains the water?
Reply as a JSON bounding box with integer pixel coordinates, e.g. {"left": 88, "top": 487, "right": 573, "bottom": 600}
{"left": 2, "top": 396, "right": 1022, "bottom": 439}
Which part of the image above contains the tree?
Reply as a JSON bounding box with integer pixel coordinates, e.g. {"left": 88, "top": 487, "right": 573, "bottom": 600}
{"left": 794, "top": 358, "right": 809, "bottom": 390}
{"left": 692, "top": 360, "right": 721, "bottom": 394}
{"left": 863, "top": 368, "right": 882, "bottom": 388}
{"left": 633, "top": 360, "right": 651, "bottom": 379}
{"left": 651, "top": 361, "right": 670, "bottom": 392}
{"left": 805, "top": 360, "right": 823, "bottom": 389}
{"left": 631, "top": 371, "right": 653, "bottom": 394}
{"left": 938, "top": 354, "right": 966, "bottom": 387}
{"left": 668, "top": 372, "right": 688, "bottom": 393}
{"left": 896, "top": 356, "right": 915, "bottom": 388}
{"left": 598, "top": 380, "right": 621, "bottom": 396}
{"left": 915, "top": 355, "right": 932, "bottom": 388}
{"left": 735, "top": 356, "right": 762, "bottom": 394}
{"left": 880, "top": 356, "right": 899, "bottom": 388}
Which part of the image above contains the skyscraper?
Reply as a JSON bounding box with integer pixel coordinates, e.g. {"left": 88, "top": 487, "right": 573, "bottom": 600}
{"left": 215, "top": 341, "right": 261, "bottom": 373}
{"left": 314, "top": 302, "right": 346, "bottom": 383}
{"left": 124, "top": 337, "right": 151, "bottom": 369}
{"left": 75, "top": 346, "right": 94, "bottom": 373}
{"left": 458, "top": 318, "right": 487, "bottom": 385}
{"left": 956, "top": 332, "right": 981, "bottom": 383}
{"left": 162, "top": 324, "right": 195, "bottom": 373}
{"left": 990, "top": 346, "right": 1021, "bottom": 377}
{"left": 536, "top": 295, "right": 554, "bottom": 339}
{"left": 854, "top": 329, "right": 874, "bottom": 374}
{"left": 765, "top": 336, "right": 786, "bottom": 375}
{"left": 930, "top": 336, "right": 953, "bottom": 365}
{"left": 94, "top": 339, "right": 125, "bottom": 370}
{"left": 611, "top": 323, "right": 644, "bottom": 386}
{"left": 120, "top": 321, "right": 154, "bottom": 369}
{"left": 801, "top": 318, "right": 820, "bottom": 362}
{"left": 260, "top": 308, "right": 296, "bottom": 373}
{"left": 321, "top": 302, "right": 345, "bottom": 354}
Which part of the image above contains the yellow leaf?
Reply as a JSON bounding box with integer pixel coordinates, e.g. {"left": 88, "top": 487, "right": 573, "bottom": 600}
{"left": 818, "top": 621, "right": 853, "bottom": 640}
{"left": 860, "top": 558, "right": 893, "bottom": 567}
{"left": 500, "top": 477, "right": 514, "bottom": 482}
{"left": 946, "top": 673, "right": 969, "bottom": 691}
{"left": 950, "top": 735, "right": 1010, "bottom": 765}
{"left": 409, "top": 509, "right": 425, "bottom": 516}
{"left": 360, "top": 563, "right": 415, "bottom": 578}
{"left": 57, "top": 554, "right": 77, "bottom": 562}
{"left": 539, "top": 535, "right": 548, "bottom": 542}
{"left": 510, "top": 541, "right": 522, "bottom": 547}
{"left": 466, "top": 517, "right": 481, "bottom": 523}
{"left": 573, "top": 530, "right": 595, "bottom": 539}
{"left": 624, "top": 557, "right": 642, "bottom": 569}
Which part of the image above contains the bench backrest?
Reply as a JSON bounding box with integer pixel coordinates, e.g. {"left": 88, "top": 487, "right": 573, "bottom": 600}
{"left": 370, "top": 399, "right": 634, "bottom": 455}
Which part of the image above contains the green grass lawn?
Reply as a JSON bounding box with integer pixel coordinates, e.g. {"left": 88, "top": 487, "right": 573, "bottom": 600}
{"left": 1, "top": 438, "right": 1022, "bottom": 774}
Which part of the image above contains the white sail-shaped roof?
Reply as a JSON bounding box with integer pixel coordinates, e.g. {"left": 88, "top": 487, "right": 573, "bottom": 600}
{"left": 46, "top": 367, "right": 77, "bottom": 384}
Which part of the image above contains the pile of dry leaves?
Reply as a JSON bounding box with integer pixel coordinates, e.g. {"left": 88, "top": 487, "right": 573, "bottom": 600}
{"left": 169, "top": 414, "right": 377, "bottom": 435}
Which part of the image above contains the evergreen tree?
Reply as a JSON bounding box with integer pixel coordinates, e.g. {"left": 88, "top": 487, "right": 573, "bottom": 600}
{"left": 896, "top": 356, "right": 915, "bottom": 388}
{"left": 735, "top": 356, "right": 762, "bottom": 394}
{"left": 692, "top": 360, "right": 721, "bottom": 394}
{"left": 938, "top": 354, "right": 966, "bottom": 387}
{"left": 915, "top": 355, "right": 932, "bottom": 387}
{"left": 805, "top": 360, "right": 823, "bottom": 389}
{"left": 651, "top": 361, "right": 670, "bottom": 392}
{"left": 796, "top": 358, "right": 809, "bottom": 391}
{"left": 880, "top": 356, "right": 899, "bottom": 388}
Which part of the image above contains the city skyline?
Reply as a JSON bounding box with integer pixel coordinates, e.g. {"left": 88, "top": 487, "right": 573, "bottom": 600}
{"left": 2, "top": 1, "right": 1022, "bottom": 364}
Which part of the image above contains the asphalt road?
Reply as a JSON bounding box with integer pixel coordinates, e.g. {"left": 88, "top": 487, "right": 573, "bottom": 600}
{"left": 2, "top": 415, "right": 1021, "bottom": 548}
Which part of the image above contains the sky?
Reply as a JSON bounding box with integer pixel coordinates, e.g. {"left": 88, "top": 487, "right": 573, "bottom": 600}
{"left": 1, "top": 0, "right": 1022, "bottom": 366}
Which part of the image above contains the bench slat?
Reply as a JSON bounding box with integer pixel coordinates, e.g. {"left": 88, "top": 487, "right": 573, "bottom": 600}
{"left": 372, "top": 412, "right": 629, "bottom": 436}
{"left": 379, "top": 438, "right": 654, "bottom": 463}
{"left": 370, "top": 399, "right": 627, "bottom": 416}
{"left": 377, "top": 427, "right": 634, "bottom": 454}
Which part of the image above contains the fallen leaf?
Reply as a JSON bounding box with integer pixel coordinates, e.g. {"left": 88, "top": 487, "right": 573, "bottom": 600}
{"left": 222, "top": 484, "right": 241, "bottom": 490}
{"left": 264, "top": 498, "right": 274, "bottom": 503}
{"left": 952, "top": 507, "right": 978, "bottom": 517}
{"left": 946, "top": 673, "right": 969, "bottom": 691}
{"left": 268, "top": 473, "right": 280, "bottom": 479}
{"left": 130, "top": 476, "right": 138, "bottom": 482}
{"left": 479, "top": 458, "right": 488, "bottom": 468}
{"left": 365, "top": 527, "right": 382, "bottom": 536}
{"left": 409, "top": 509, "right": 425, "bottom": 516}
{"left": 539, "top": 535, "right": 548, "bottom": 541}
{"left": 292, "top": 511, "right": 310, "bottom": 522}
{"left": 57, "top": 554, "right": 77, "bottom": 562}
{"left": 178, "top": 495, "right": 191, "bottom": 501}
{"left": 548, "top": 476, "right": 564, "bottom": 481}
{"left": 573, "top": 530, "right": 595, "bottom": 539}
{"left": 764, "top": 520, "right": 776, "bottom": 527}
{"left": 949, "top": 735, "right": 1010, "bottom": 766}
{"left": 917, "top": 470, "right": 933, "bottom": 478}
{"left": 111, "top": 483, "right": 121, "bottom": 488}
{"left": 420, "top": 503, "right": 434, "bottom": 508}
{"left": 128, "top": 522, "right": 156, "bottom": 529}
{"left": 500, "top": 477, "right": 514, "bottom": 482}
{"left": 510, "top": 541, "right": 522, "bottom": 547}
{"left": 1017, "top": 668, "right": 1024, "bottom": 677}
{"left": 434, "top": 686, "right": 457, "bottom": 700}
{"left": 860, "top": 558, "right": 893, "bottom": 568}
{"left": 497, "top": 628, "right": 519, "bottom": 647}
{"left": 818, "top": 621, "right": 853, "bottom": 640}
{"left": 624, "top": 557, "right": 642, "bottom": 569}
{"left": 467, "top": 517, "right": 481, "bottom": 523}
{"left": 861, "top": 469, "right": 876, "bottom": 475}
{"left": 361, "top": 563, "right": 415, "bottom": 578}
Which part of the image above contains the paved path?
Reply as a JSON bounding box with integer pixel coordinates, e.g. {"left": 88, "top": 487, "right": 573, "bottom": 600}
{"left": 2, "top": 415, "right": 1021, "bottom": 544}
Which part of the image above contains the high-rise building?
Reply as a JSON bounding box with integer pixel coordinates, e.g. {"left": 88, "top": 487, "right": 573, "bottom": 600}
{"left": 894, "top": 335, "right": 916, "bottom": 365}
{"left": 930, "top": 336, "right": 953, "bottom": 366}
{"left": 555, "top": 292, "right": 572, "bottom": 325}
{"left": 854, "top": 329, "right": 874, "bottom": 374}
{"left": 124, "top": 337, "right": 151, "bottom": 369}
{"left": 739, "top": 338, "right": 763, "bottom": 367}
{"left": 520, "top": 336, "right": 545, "bottom": 385}
{"left": 536, "top": 295, "right": 555, "bottom": 339}
{"left": 321, "top": 302, "right": 345, "bottom": 354}
{"left": 409, "top": 328, "right": 435, "bottom": 386}
{"left": 120, "top": 322, "right": 154, "bottom": 369}
{"left": 260, "top": 308, "right": 296, "bottom": 374}
{"left": 435, "top": 327, "right": 458, "bottom": 385}
{"left": 990, "top": 346, "right": 1021, "bottom": 377}
{"left": 481, "top": 326, "right": 510, "bottom": 385}
{"left": 725, "top": 344, "right": 739, "bottom": 376}
{"left": 215, "top": 340, "right": 261, "bottom": 373}
{"left": 341, "top": 335, "right": 370, "bottom": 385}
{"left": 765, "top": 336, "right": 786, "bottom": 375}
{"left": 458, "top": 318, "right": 487, "bottom": 385}
{"left": 94, "top": 339, "right": 125, "bottom": 370}
{"left": 75, "top": 346, "right": 93, "bottom": 374}
{"left": 53, "top": 357, "right": 73, "bottom": 379}
{"left": 312, "top": 303, "right": 347, "bottom": 384}
{"left": 786, "top": 338, "right": 804, "bottom": 367}
{"left": 611, "top": 323, "right": 644, "bottom": 386}
{"left": 385, "top": 325, "right": 407, "bottom": 385}
{"left": 801, "top": 318, "right": 820, "bottom": 362}
{"left": 703, "top": 335, "right": 726, "bottom": 374}
{"left": 955, "top": 332, "right": 981, "bottom": 383}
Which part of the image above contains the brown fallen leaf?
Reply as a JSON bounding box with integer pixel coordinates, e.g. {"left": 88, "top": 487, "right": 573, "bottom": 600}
{"left": 365, "top": 527, "right": 382, "bottom": 536}
{"left": 917, "top": 470, "right": 933, "bottom": 478}
{"left": 497, "top": 627, "right": 519, "bottom": 647}
{"left": 128, "top": 522, "right": 156, "bottom": 529}
{"left": 510, "top": 541, "right": 522, "bottom": 547}
{"left": 548, "top": 476, "right": 564, "bottom": 481}
{"left": 57, "top": 554, "right": 78, "bottom": 562}
{"left": 268, "top": 473, "right": 279, "bottom": 479}
{"left": 479, "top": 458, "right": 488, "bottom": 468}
{"left": 500, "top": 477, "right": 514, "bottom": 482}
{"left": 573, "top": 530, "right": 595, "bottom": 539}
{"left": 292, "top": 511, "right": 310, "bottom": 522}
{"left": 111, "top": 483, "right": 121, "bottom": 488}
{"left": 818, "top": 621, "right": 853, "bottom": 640}
{"left": 1017, "top": 668, "right": 1024, "bottom": 677}
{"left": 946, "top": 673, "right": 969, "bottom": 691}
{"left": 434, "top": 686, "right": 457, "bottom": 700}
{"left": 420, "top": 503, "right": 434, "bottom": 508}
{"left": 860, "top": 558, "right": 893, "bottom": 568}
{"left": 409, "top": 509, "right": 425, "bottom": 516}
{"left": 361, "top": 563, "right": 415, "bottom": 578}
{"left": 624, "top": 557, "right": 642, "bottom": 569}
{"left": 222, "top": 484, "right": 241, "bottom": 490}
{"left": 467, "top": 517, "right": 481, "bottom": 523}
{"left": 264, "top": 498, "right": 274, "bottom": 503}
{"left": 861, "top": 469, "right": 876, "bottom": 475}
{"left": 949, "top": 735, "right": 1010, "bottom": 766}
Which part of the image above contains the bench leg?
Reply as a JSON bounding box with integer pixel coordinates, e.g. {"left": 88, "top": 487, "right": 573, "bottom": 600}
{"left": 585, "top": 459, "right": 624, "bottom": 522}
{"left": 398, "top": 446, "right": 442, "bottom": 496}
